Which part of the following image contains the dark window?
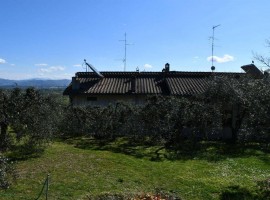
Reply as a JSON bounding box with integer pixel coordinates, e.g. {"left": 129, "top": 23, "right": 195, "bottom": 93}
{"left": 87, "top": 97, "right": 97, "bottom": 101}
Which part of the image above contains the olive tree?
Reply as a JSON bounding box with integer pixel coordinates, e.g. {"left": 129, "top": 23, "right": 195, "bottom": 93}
{"left": 238, "top": 78, "right": 270, "bottom": 143}
{"left": 204, "top": 76, "right": 270, "bottom": 144}
{"left": 0, "top": 88, "right": 63, "bottom": 151}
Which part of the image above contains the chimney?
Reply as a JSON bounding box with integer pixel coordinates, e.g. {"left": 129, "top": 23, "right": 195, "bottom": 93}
{"left": 165, "top": 63, "right": 170, "bottom": 72}
{"left": 162, "top": 63, "right": 170, "bottom": 72}
{"left": 72, "top": 77, "right": 80, "bottom": 90}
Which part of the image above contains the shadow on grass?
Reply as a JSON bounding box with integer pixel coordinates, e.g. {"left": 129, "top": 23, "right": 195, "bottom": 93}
{"left": 65, "top": 137, "right": 163, "bottom": 160}
{"left": 165, "top": 141, "right": 270, "bottom": 163}
{"left": 64, "top": 137, "right": 270, "bottom": 163}
{"left": 6, "top": 144, "right": 45, "bottom": 161}
{"left": 219, "top": 185, "right": 255, "bottom": 200}
{"left": 219, "top": 183, "right": 270, "bottom": 200}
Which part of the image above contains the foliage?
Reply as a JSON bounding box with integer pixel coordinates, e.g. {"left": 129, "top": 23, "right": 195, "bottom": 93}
{"left": 0, "top": 90, "right": 11, "bottom": 150}
{"left": 0, "top": 155, "right": 14, "bottom": 190}
{"left": 203, "top": 76, "right": 270, "bottom": 143}
{"left": 0, "top": 88, "right": 65, "bottom": 151}
{"left": 60, "top": 106, "right": 94, "bottom": 137}
{"left": 238, "top": 79, "right": 270, "bottom": 143}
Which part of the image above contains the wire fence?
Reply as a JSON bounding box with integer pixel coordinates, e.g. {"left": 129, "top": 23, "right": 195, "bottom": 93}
{"left": 35, "top": 174, "right": 49, "bottom": 200}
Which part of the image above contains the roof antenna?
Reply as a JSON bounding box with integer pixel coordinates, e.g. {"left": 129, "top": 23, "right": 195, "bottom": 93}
{"left": 210, "top": 24, "right": 221, "bottom": 72}
{"left": 82, "top": 61, "right": 88, "bottom": 72}
{"left": 84, "top": 59, "right": 104, "bottom": 78}
{"left": 119, "top": 32, "right": 132, "bottom": 71}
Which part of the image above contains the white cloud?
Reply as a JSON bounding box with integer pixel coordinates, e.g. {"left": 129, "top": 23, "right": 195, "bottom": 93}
{"left": 40, "top": 66, "right": 65, "bottom": 73}
{"left": 0, "top": 58, "right": 7, "bottom": 64}
{"left": 73, "top": 64, "right": 82, "bottom": 67}
{"left": 144, "top": 64, "right": 153, "bottom": 69}
{"left": 35, "top": 63, "right": 48, "bottom": 67}
{"left": 207, "top": 54, "right": 234, "bottom": 63}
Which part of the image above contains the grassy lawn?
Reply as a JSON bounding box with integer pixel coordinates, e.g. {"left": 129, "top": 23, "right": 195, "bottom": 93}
{"left": 0, "top": 138, "right": 269, "bottom": 199}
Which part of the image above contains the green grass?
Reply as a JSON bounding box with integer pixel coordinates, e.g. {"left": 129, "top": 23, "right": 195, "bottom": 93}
{"left": 1, "top": 138, "right": 269, "bottom": 199}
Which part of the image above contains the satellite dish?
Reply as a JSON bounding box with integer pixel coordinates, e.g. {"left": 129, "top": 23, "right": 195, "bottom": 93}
{"left": 84, "top": 59, "right": 104, "bottom": 78}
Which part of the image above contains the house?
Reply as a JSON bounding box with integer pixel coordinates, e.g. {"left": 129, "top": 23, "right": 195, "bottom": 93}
{"left": 63, "top": 63, "right": 251, "bottom": 106}
{"left": 63, "top": 62, "right": 264, "bottom": 140}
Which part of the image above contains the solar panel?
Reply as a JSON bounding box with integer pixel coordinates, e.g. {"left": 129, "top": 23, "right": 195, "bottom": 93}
{"left": 84, "top": 59, "right": 104, "bottom": 78}
{"left": 241, "top": 64, "right": 263, "bottom": 77}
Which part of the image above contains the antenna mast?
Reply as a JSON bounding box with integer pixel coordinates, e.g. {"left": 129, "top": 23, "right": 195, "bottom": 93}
{"left": 211, "top": 24, "right": 221, "bottom": 71}
{"left": 119, "top": 32, "right": 131, "bottom": 71}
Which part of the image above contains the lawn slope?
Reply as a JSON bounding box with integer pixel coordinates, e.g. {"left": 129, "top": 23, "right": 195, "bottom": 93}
{"left": 0, "top": 138, "right": 269, "bottom": 199}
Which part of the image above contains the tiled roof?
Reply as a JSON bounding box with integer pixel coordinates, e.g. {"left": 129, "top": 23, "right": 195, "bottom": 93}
{"left": 63, "top": 71, "right": 244, "bottom": 96}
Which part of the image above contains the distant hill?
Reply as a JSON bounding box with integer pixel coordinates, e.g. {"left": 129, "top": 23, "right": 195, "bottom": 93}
{"left": 0, "top": 78, "right": 71, "bottom": 88}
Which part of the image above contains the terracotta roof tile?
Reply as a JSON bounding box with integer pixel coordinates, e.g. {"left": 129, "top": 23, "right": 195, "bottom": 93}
{"left": 63, "top": 71, "right": 244, "bottom": 96}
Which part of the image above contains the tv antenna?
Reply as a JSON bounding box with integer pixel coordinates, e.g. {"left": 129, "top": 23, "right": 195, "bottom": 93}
{"left": 119, "top": 32, "right": 132, "bottom": 71}
{"left": 210, "top": 24, "right": 221, "bottom": 71}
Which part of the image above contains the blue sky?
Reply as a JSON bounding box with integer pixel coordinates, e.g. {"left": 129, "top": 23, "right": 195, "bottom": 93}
{"left": 1, "top": 0, "right": 270, "bottom": 80}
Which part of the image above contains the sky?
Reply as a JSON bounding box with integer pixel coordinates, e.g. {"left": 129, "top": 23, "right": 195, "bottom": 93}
{"left": 1, "top": 0, "right": 270, "bottom": 80}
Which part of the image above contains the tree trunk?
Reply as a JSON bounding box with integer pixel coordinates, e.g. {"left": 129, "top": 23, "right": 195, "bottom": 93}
{"left": 0, "top": 122, "right": 8, "bottom": 151}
